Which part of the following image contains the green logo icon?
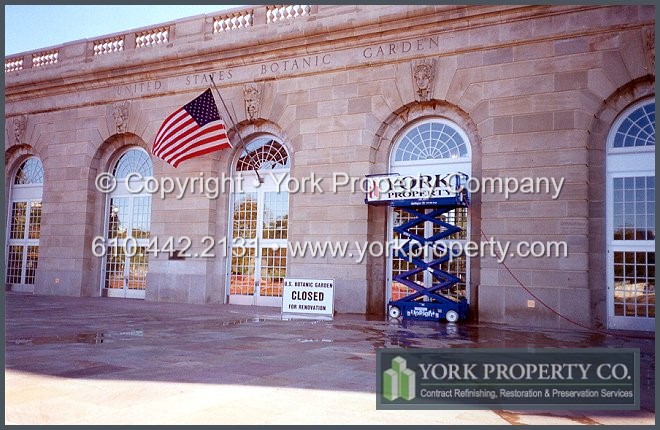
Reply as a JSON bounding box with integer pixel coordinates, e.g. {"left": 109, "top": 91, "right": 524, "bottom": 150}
{"left": 383, "top": 356, "right": 416, "bottom": 401}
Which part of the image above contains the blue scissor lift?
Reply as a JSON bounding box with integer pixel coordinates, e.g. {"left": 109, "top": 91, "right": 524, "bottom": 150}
{"left": 366, "top": 174, "right": 470, "bottom": 323}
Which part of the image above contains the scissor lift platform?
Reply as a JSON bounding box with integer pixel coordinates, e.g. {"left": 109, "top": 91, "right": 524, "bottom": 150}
{"left": 364, "top": 173, "right": 470, "bottom": 323}
{"left": 386, "top": 195, "right": 469, "bottom": 322}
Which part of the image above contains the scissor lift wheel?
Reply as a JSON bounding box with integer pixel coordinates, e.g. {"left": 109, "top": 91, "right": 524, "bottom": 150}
{"left": 445, "top": 310, "right": 459, "bottom": 323}
{"left": 388, "top": 306, "right": 401, "bottom": 318}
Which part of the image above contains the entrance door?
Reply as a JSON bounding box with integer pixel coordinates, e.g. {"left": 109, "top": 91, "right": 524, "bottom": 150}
{"left": 606, "top": 99, "right": 655, "bottom": 330}
{"left": 228, "top": 137, "right": 290, "bottom": 307}
{"left": 6, "top": 158, "right": 44, "bottom": 293}
{"left": 102, "top": 149, "right": 152, "bottom": 299}
{"left": 387, "top": 119, "right": 472, "bottom": 307}
{"left": 390, "top": 205, "right": 468, "bottom": 302}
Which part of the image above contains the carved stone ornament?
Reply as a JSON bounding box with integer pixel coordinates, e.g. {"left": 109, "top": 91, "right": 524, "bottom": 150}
{"left": 412, "top": 60, "right": 436, "bottom": 102}
{"left": 645, "top": 27, "right": 655, "bottom": 72}
{"left": 13, "top": 115, "right": 27, "bottom": 145}
{"left": 112, "top": 101, "right": 130, "bottom": 134}
{"left": 244, "top": 84, "right": 262, "bottom": 120}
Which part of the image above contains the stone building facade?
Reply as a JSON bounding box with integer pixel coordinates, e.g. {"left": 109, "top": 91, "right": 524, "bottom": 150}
{"left": 4, "top": 5, "right": 655, "bottom": 330}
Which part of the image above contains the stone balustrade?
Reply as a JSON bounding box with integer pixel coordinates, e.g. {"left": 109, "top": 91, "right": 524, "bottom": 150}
{"left": 213, "top": 9, "right": 254, "bottom": 33}
{"left": 4, "top": 57, "right": 23, "bottom": 73}
{"left": 266, "top": 5, "right": 311, "bottom": 23}
{"left": 135, "top": 27, "right": 170, "bottom": 48}
{"left": 4, "top": 4, "right": 312, "bottom": 73}
{"left": 93, "top": 36, "right": 125, "bottom": 56}
{"left": 31, "top": 50, "right": 59, "bottom": 68}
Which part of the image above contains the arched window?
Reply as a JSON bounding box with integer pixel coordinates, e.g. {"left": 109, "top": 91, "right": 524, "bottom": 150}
{"left": 235, "top": 138, "right": 290, "bottom": 172}
{"left": 14, "top": 158, "right": 44, "bottom": 184}
{"left": 113, "top": 148, "right": 153, "bottom": 178}
{"left": 6, "top": 157, "right": 44, "bottom": 292}
{"left": 611, "top": 102, "right": 655, "bottom": 149}
{"left": 388, "top": 118, "right": 472, "bottom": 306}
{"left": 392, "top": 119, "right": 470, "bottom": 165}
{"left": 228, "top": 136, "right": 290, "bottom": 307}
{"left": 102, "top": 148, "right": 153, "bottom": 299}
{"left": 606, "top": 98, "right": 655, "bottom": 331}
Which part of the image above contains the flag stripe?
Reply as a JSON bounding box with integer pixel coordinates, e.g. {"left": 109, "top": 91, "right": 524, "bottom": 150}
{"left": 153, "top": 108, "right": 187, "bottom": 152}
{"left": 151, "top": 89, "right": 232, "bottom": 168}
{"left": 154, "top": 119, "right": 198, "bottom": 157}
{"left": 161, "top": 123, "right": 228, "bottom": 161}
{"left": 154, "top": 116, "right": 196, "bottom": 154}
{"left": 153, "top": 113, "right": 195, "bottom": 155}
{"left": 164, "top": 130, "right": 229, "bottom": 165}
{"left": 171, "top": 141, "right": 231, "bottom": 168}
{"left": 165, "top": 131, "right": 230, "bottom": 165}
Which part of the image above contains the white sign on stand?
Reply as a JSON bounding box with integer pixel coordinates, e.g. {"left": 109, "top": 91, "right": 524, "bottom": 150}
{"left": 365, "top": 172, "right": 469, "bottom": 204}
{"left": 282, "top": 278, "right": 334, "bottom": 317}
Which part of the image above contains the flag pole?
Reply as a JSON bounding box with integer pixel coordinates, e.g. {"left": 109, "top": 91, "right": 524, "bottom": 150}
{"left": 208, "top": 75, "right": 264, "bottom": 184}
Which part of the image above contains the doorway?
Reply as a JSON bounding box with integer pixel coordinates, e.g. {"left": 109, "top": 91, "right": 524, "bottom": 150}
{"left": 386, "top": 119, "right": 472, "bottom": 308}
{"left": 102, "top": 149, "right": 153, "bottom": 299}
{"left": 228, "top": 136, "right": 290, "bottom": 307}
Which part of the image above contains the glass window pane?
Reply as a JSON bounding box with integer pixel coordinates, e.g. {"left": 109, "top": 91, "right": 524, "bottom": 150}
{"left": 612, "top": 176, "right": 654, "bottom": 242}
{"left": 5, "top": 245, "right": 24, "bottom": 284}
{"left": 259, "top": 247, "right": 287, "bottom": 297}
{"left": 24, "top": 245, "right": 39, "bottom": 285}
{"left": 14, "top": 158, "right": 44, "bottom": 185}
{"left": 113, "top": 149, "right": 153, "bottom": 179}
{"left": 624, "top": 177, "right": 634, "bottom": 189}
{"left": 131, "top": 196, "right": 151, "bottom": 239}
{"left": 612, "top": 102, "right": 655, "bottom": 149}
{"left": 613, "top": 133, "right": 624, "bottom": 148}
{"left": 28, "top": 201, "right": 42, "bottom": 239}
{"left": 127, "top": 247, "right": 148, "bottom": 290}
{"left": 394, "top": 121, "right": 469, "bottom": 162}
{"left": 107, "top": 197, "right": 130, "bottom": 239}
{"left": 648, "top": 215, "right": 655, "bottom": 240}
{"left": 104, "top": 245, "right": 125, "bottom": 290}
{"left": 613, "top": 251, "right": 655, "bottom": 318}
{"left": 262, "top": 191, "right": 289, "bottom": 240}
{"left": 232, "top": 193, "right": 258, "bottom": 239}
{"left": 230, "top": 248, "right": 256, "bottom": 295}
{"left": 9, "top": 202, "right": 27, "bottom": 240}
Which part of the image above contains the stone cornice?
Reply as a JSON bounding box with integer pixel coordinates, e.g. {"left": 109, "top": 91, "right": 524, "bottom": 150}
{"left": 5, "top": 4, "right": 654, "bottom": 116}
{"left": 5, "top": 5, "right": 514, "bottom": 91}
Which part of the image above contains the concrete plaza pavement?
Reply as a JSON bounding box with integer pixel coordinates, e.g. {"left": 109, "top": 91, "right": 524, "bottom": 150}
{"left": 4, "top": 293, "right": 656, "bottom": 425}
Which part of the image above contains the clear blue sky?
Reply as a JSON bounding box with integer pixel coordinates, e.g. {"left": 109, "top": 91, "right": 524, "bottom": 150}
{"left": 5, "top": 5, "right": 239, "bottom": 56}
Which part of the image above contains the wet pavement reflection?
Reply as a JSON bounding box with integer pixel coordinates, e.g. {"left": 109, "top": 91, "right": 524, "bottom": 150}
{"left": 4, "top": 293, "right": 655, "bottom": 424}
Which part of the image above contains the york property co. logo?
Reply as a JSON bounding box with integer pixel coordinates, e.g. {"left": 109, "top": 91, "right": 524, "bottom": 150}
{"left": 383, "top": 356, "right": 416, "bottom": 401}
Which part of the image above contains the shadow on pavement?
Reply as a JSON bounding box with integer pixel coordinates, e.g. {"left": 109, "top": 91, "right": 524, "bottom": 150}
{"left": 4, "top": 293, "right": 655, "bottom": 418}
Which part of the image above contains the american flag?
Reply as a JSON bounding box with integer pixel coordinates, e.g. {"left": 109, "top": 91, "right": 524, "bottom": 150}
{"left": 152, "top": 89, "right": 231, "bottom": 168}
